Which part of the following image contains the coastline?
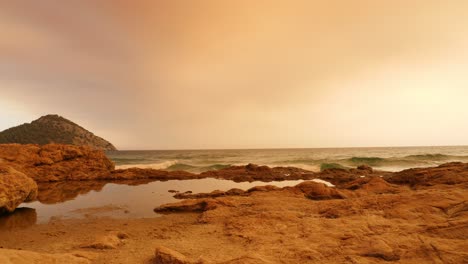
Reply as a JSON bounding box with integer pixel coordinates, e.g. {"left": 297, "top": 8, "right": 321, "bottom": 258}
{"left": 0, "top": 144, "right": 467, "bottom": 263}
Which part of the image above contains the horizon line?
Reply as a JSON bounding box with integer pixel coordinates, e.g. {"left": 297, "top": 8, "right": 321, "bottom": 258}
{"left": 112, "top": 144, "right": 468, "bottom": 152}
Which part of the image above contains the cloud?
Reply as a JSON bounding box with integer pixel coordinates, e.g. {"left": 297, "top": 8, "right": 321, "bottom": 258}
{"left": 1, "top": 1, "right": 467, "bottom": 149}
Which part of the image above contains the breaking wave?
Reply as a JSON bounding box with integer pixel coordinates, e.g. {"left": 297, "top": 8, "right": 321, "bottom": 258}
{"left": 110, "top": 150, "right": 468, "bottom": 173}
{"left": 115, "top": 160, "right": 179, "bottom": 170}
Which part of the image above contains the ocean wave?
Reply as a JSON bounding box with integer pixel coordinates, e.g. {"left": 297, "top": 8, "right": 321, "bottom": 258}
{"left": 167, "top": 163, "right": 197, "bottom": 171}
{"left": 347, "top": 157, "right": 385, "bottom": 166}
{"left": 403, "top": 153, "right": 468, "bottom": 160}
{"left": 201, "top": 164, "right": 232, "bottom": 171}
{"left": 116, "top": 161, "right": 233, "bottom": 173}
{"left": 112, "top": 152, "right": 468, "bottom": 173}
{"left": 320, "top": 163, "right": 350, "bottom": 171}
{"left": 115, "top": 160, "right": 179, "bottom": 170}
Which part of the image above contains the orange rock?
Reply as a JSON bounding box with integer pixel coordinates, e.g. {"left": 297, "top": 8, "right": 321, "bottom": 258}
{"left": 0, "top": 144, "right": 114, "bottom": 182}
{"left": 294, "top": 181, "right": 346, "bottom": 200}
{"left": 111, "top": 167, "right": 200, "bottom": 180}
{"left": 388, "top": 162, "right": 468, "bottom": 187}
{"left": 155, "top": 199, "right": 231, "bottom": 213}
{"left": 200, "top": 164, "right": 315, "bottom": 182}
{"left": 154, "top": 246, "right": 195, "bottom": 264}
{"left": 343, "top": 176, "right": 400, "bottom": 194}
{"left": 0, "top": 164, "right": 38, "bottom": 214}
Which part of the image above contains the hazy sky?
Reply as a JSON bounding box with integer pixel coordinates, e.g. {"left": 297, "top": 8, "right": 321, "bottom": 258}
{"left": 1, "top": 1, "right": 468, "bottom": 149}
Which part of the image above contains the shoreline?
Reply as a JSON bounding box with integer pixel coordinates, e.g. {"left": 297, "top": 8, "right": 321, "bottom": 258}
{"left": 1, "top": 144, "right": 467, "bottom": 263}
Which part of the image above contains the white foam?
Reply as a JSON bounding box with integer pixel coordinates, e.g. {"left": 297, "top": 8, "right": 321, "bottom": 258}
{"left": 115, "top": 160, "right": 178, "bottom": 170}
{"left": 311, "top": 179, "right": 335, "bottom": 187}
{"left": 292, "top": 164, "right": 321, "bottom": 172}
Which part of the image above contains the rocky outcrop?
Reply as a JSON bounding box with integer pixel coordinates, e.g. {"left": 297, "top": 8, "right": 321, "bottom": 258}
{"left": 152, "top": 174, "right": 468, "bottom": 263}
{"left": 199, "top": 163, "right": 315, "bottom": 182}
{"left": 1, "top": 161, "right": 467, "bottom": 263}
{"left": 0, "top": 165, "right": 37, "bottom": 214}
{"left": 0, "top": 114, "right": 116, "bottom": 151}
{"left": 160, "top": 181, "right": 345, "bottom": 214}
{"left": 0, "top": 249, "right": 90, "bottom": 264}
{"left": 0, "top": 144, "right": 114, "bottom": 182}
{"left": 172, "top": 186, "right": 278, "bottom": 200}
{"left": 387, "top": 162, "right": 468, "bottom": 187}
{"left": 294, "top": 181, "right": 346, "bottom": 200}
{"left": 343, "top": 176, "right": 400, "bottom": 194}
{"left": 155, "top": 199, "right": 229, "bottom": 213}
{"left": 315, "top": 165, "right": 389, "bottom": 187}
{"left": 111, "top": 168, "right": 201, "bottom": 181}
{"left": 171, "top": 181, "right": 346, "bottom": 201}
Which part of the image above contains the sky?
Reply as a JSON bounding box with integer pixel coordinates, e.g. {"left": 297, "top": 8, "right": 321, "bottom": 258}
{"left": 1, "top": 0, "right": 468, "bottom": 150}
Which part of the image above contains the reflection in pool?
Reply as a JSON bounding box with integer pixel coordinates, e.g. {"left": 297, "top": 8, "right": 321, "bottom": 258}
{"left": 0, "top": 208, "right": 37, "bottom": 230}
{"left": 6, "top": 178, "right": 305, "bottom": 225}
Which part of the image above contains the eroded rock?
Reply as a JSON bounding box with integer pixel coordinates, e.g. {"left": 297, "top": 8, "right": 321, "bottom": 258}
{"left": 155, "top": 199, "right": 227, "bottom": 213}
{"left": 294, "top": 181, "right": 346, "bottom": 200}
{"left": 0, "top": 144, "right": 114, "bottom": 182}
{"left": 343, "top": 177, "right": 400, "bottom": 194}
{"left": 388, "top": 162, "right": 468, "bottom": 187}
{"left": 0, "top": 165, "right": 38, "bottom": 214}
{"left": 154, "top": 246, "right": 195, "bottom": 264}
{"left": 199, "top": 163, "right": 315, "bottom": 182}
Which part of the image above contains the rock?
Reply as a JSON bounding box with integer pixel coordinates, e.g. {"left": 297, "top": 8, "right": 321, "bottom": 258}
{"left": 80, "top": 231, "right": 128, "bottom": 250}
{"left": 0, "top": 144, "right": 114, "bottom": 182}
{"left": 155, "top": 199, "right": 225, "bottom": 213}
{"left": 0, "top": 165, "right": 38, "bottom": 214}
{"left": 111, "top": 168, "right": 200, "bottom": 181}
{"left": 174, "top": 188, "right": 249, "bottom": 199}
{"left": 316, "top": 165, "right": 389, "bottom": 187}
{"left": 200, "top": 164, "right": 314, "bottom": 182}
{"left": 247, "top": 185, "right": 280, "bottom": 193}
{"left": 154, "top": 246, "right": 194, "bottom": 264}
{"left": 0, "top": 248, "right": 90, "bottom": 264}
{"left": 225, "top": 188, "right": 245, "bottom": 195}
{"left": 174, "top": 190, "right": 226, "bottom": 199}
{"left": 357, "top": 164, "right": 373, "bottom": 173}
{"left": 294, "top": 181, "right": 346, "bottom": 200}
{"left": 343, "top": 177, "right": 399, "bottom": 194}
{"left": 388, "top": 162, "right": 468, "bottom": 187}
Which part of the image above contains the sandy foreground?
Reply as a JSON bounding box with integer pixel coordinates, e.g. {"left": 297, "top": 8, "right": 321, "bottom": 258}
{"left": 1, "top": 178, "right": 467, "bottom": 264}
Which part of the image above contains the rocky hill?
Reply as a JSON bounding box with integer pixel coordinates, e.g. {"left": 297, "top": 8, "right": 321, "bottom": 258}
{"left": 0, "top": 115, "right": 116, "bottom": 150}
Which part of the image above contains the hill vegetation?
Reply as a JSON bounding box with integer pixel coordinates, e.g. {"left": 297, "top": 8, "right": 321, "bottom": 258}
{"left": 0, "top": 115, "right": 116, "bottom": 150}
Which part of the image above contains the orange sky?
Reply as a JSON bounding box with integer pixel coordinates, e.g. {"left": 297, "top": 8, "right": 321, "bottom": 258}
{"left": 1, "top": 1, "right": 468, "bottom": 149}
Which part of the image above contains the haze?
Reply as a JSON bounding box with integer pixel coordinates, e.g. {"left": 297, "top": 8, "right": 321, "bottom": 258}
{"left": 1, "top": 0, "right": 468, "bottom": 150}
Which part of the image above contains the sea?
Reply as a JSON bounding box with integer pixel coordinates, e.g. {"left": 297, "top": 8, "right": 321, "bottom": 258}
{"left": 108, "top": 145, "right": 468, "bottom": 173}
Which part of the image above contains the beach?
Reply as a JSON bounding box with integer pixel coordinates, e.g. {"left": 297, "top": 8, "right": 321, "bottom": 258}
{"left": 0, "top": 144, "right": 467, "bottom": 263}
